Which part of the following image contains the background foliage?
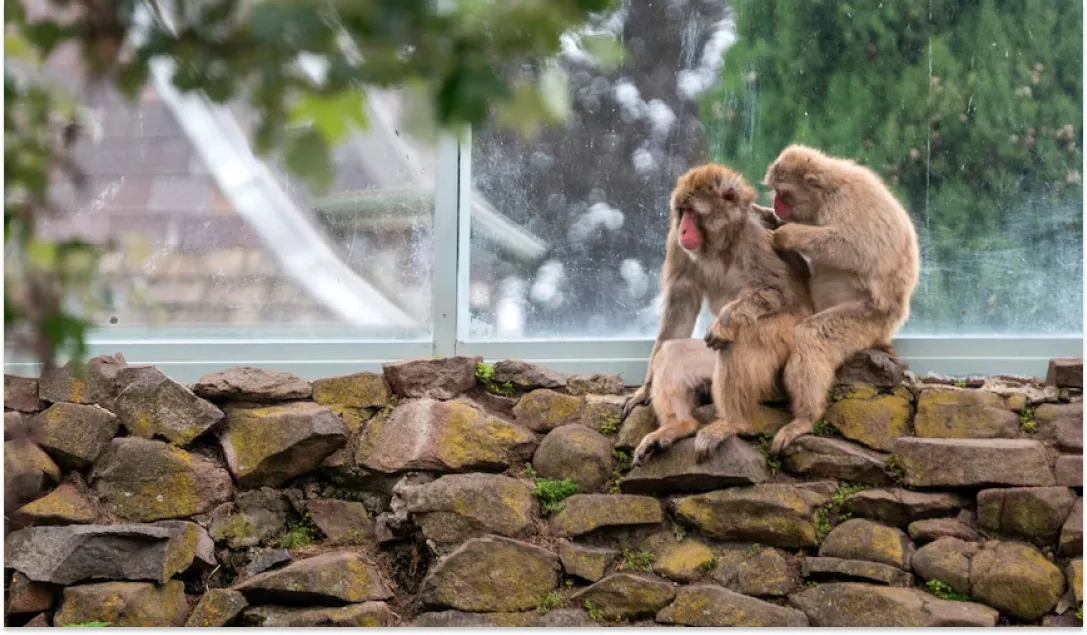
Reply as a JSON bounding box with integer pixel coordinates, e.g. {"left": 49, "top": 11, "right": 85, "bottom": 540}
{"left": 4, "top": 0, "right": 620, "bottom": 368}
{"left": 704, "top": 0, "right": 1083, "bottom": 334}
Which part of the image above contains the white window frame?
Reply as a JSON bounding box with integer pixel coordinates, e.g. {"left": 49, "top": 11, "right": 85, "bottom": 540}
{"left": 4, "top": 12, "right": 1082, "bottom": 384}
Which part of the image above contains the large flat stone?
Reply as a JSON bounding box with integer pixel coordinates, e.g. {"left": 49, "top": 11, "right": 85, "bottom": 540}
{"left": 559, "top": 542, "right": 617, "bottom": 582}
{"left": 218, "top": 402, "right": 347, "bottom": 488}
{"left": 839, "top": 488, "right": 970, "bottom": 528}
{"left": 620, "top": 436, "right": 770, "bottom": 495}
{"left": 5, "top": 524, "right": 200, "bottom": 585}
{"left": 914, "top": 389, "right": 1019, "bottom": 439}
{"left": 892, "top": 438, "right": 1055, "bottom": 487}
{"left": 234, "top": 551, "right": 392, "bottom": 604}
{"left": 401, "top": 473, "right": 534, "bottom": 543}
{"left": 835, "top": 349, "right": 909, "bottom": 388}
{"left": 91, "top": 438, "right": 233, "bottom": 522}
{"left": 15, "top": 483, "right": 97, "bottom": 525}
{"left": 551, "top": 494, "right": 662, "bottom": 537}
{"left": 37, "top": 354, "right": 128, "bottom": 405}
{"left": 193, "top": 367, "right": 312, "bottom": 402}
{"left": 673, "top": 484, "right": 829, "bottom": 548}
{"left": 977, "top": 486, "right": 1077, "bottom": 543}
{"left": 421, "top": 536, "right": 559, "bottom": 612}
{"left": 492, "top": 360, "right": 567, "bottom": 390}
{"left": 657, "top": 584, "right": 809, "bottom": 626}
{"left": 782, "top": 436, "right": 894, "bottom": 485}
{"left": 357, "top": 398, "right": 536, "bottom": 473}
{"left": 1056, "top": 455, "right": 1083, "bottom": 487}
{"left": 907, "top": 518, "right": 979, "bottom": 543}
{"left": 788, "top": 582, "right": 998, "bottom": 627}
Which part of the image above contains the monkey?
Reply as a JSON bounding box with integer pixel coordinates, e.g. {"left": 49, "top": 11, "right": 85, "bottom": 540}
{"left": 621, "top": 194, "right": 787, "bottom": 422}
{"left": 763, "top": 144, "right": 920, "bottom": 455}
{"left": 632, "top": 164, "right": 814, "bottom": 465}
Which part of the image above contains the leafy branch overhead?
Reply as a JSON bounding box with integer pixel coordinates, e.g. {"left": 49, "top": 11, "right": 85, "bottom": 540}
{"left": 4, "top": 0, "right": 623, "bottom": 368}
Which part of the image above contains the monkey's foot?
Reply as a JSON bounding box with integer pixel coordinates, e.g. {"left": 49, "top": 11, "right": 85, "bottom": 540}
{"left": 632, "top": 430, "right": 675, "bottom": 466}
{"left": 768, "top": 419, "right": 813, "bottom": 456}
{"left": 621, "top": 387, "right": 650, "bottom": 421}
{"left": 694, "top": 424, "right": 732, "bottom": 462}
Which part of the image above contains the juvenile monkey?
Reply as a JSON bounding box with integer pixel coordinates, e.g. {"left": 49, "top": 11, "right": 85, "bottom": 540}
{"left": 621, "top": 195, "right": 785, "bottom": 421}
{"left": 765, "top": 144, "right": 920, "bottom": 455}
{"left": 632, "top": 164, "right": 814, "bottom": 465}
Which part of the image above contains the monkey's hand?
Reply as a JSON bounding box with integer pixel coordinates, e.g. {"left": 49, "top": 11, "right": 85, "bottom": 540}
{"left": 771, "top": 223, "right": 804, "bottom": 251}
{"left": 694, "top": 423, "right": 732, "bottom": 462}
{"left": 704, "top": 314, "right": 734, "bottom": 351}
{"left": 632, "top": 428, "right": 677, "bottom": 466}
{"left": 621, "top": 385, "right": 650, "bottom": 421}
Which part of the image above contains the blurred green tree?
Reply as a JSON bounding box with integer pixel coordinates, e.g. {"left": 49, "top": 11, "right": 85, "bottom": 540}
{"left": 4, "top": 0, "right": 620, "bottom": 368}
{"left": 703, "top": 0, "right": 1082, "bottom": 335}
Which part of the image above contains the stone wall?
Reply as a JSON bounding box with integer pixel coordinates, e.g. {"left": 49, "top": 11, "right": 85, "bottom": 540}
{"left": 3, "top": 352, "right": 1083, "bottom": 627}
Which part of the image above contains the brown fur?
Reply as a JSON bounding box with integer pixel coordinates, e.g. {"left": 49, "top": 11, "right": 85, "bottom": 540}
{"left": 764, "top": 144, "right": 920, "bottom": 454}
{"left": 632, "top": 164, "right": 814, "bottom": 465}
{"left": 621, "top": 175, "right": 790, "bottom": 421}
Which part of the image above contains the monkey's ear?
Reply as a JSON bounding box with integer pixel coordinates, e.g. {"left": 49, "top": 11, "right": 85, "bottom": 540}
{"left": 803, "top": 172, "right": 823, "bottom": 189}
{"left": 720, "top": 186, "right": 740, "bottom": 203}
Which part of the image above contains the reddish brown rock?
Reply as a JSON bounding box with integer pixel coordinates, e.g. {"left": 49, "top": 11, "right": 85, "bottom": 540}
{"left": 834, "top": 349, "right": 909, "bottom": 388}
{"left": 621, "top": 436, "right": 770, "bottom": 495}
{"left": 1047, "top": 358, "right": 1083, "bottom": 389}
{"left": 782, "top": 436, "right": 894, "bottom": 485}
{"left": 491, "top": 360, "right": 567, "bottom": 390}
{"left": 382, "top": 356, "right": 481, "bottom": 400}
{"left": 37, "top": 354, "right": 128, "bottom": 405}
{"left": 907, "top": 518, "right": 979, "bottom": 544}
{"left": 306, "top": 499, "right": 374, "bottom": 545}
{"left": 839, "top": 488, "right": 970, "bottom": 528}
{"left": 6, "top": 572, "right": 55, "bottom": 615}
{"left": 4, "top": 375, "right": 42, "bottom": 412}
{"left": 1056, "top": 455, "right": 1083, "bottom": 487}
{"left": 532, "top": 425, "right": 612, "bottom": 492}
{"left": 312, "top": 372, "right": 391, "bottom": 408}
{"left": 193, "top": 367, "right": 312, "bottom": 402}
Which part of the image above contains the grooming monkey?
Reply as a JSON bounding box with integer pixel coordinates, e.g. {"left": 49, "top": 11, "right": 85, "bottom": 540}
{"left": 764, "top": 144, "right": 920, "bottom": 455}
{"left": 632, "top": 164, "right": 814, "bottom": 465}
{"left": 621, "top": 192, "right": 787, "bottom": 422}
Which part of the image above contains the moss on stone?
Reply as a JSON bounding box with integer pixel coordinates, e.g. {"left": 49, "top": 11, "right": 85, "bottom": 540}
{"left": 312, "top": 373, "right": 392, "bottom": 409}
{"left": 826, "top": 393, "right": 911, "bottom": 452}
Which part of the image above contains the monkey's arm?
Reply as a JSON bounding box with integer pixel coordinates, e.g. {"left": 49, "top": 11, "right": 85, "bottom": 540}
{"left": 624, "top": 273, "right": 701, "bottom": 419}
{"left": 704, "top": 288, "right": 786, "bottom": 349}
{"left": 772, "top": 224, "right": 867, "bottom": 273}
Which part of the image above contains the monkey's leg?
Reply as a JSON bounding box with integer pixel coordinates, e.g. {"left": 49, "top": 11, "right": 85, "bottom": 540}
{"left": 632, "top": 377, "right": 701, "bottom": 466}
{"left": 771, "top": 302, "right": 885, "bottom": 455}
{"left": 695, "top": 337, "right": 779, "bottom": 462}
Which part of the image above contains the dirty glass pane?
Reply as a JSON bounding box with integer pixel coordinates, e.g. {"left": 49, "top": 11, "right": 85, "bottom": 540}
{"left": 27, "top": 45, "right": 436, "bottom": 339}
{"left": 469, "top": 0, "right": 1083, "bottom": 339}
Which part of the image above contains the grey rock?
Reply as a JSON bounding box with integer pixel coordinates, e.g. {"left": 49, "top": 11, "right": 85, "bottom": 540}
{"left": 192, "top": 366, "right": 312, "bottom": 402}
{"left": 382, "top": 356, "right": 481, "bottom": 400}
{"left": 621, "top": 436, "right": 770, "bottom": 495}
{"left": 802, "top": 556, "right": 914, "bottom": 587}
{"left": 892, "top": 438, "right": 1055, "bottom": 487}
{"left": 782, "top": 436, "right": 894, "bottom": 485}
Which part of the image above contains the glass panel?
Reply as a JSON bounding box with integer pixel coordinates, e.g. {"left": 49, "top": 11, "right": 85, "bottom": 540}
{"left": 469, "top": 0, "right": 1083, "bottom": 339}
{"left": 22, "top": 43, "right": 437, "bottom": 340}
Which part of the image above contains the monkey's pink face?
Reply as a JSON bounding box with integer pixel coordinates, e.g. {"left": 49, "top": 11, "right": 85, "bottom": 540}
{"left": 677, "top": 205, "right": 703, "bottom": 251}
{"left": 672, "top": 191, "right": 745, "bottom": 255}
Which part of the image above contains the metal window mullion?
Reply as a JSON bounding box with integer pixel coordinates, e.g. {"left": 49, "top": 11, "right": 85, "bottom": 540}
{"left": 455, "top": 128, "right": 475, "bottom": 346}
{"left": 431, "top": 133, "right": 462, "bottom": 357}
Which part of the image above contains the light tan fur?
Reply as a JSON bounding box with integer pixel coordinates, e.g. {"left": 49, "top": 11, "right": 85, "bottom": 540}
{"left": 632, "top": 164, "right": 814, "bottom": 465}
{"left": 621, "top": 190, "right": 786, "bottom": 422}
{"left": 764, "top": 144, "right": 920, "bottom": 455}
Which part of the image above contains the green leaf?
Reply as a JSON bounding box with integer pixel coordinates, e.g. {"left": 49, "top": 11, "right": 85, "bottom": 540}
{"left": 288, "top": 89, "right": 369, "bottom": 144}
{"left": 580, "top": 34, "right": 627, "bottom": 70}
{"left": 27, "top": 240, "right": 57, "bottom": 270}
{"left": 537, "top": 66, "right": 571, "bottom": 121}
{"left": 4, "top": 30, "right": 39, "bottom": 64}
{"left": 284, "top": 127, "right": 334, "bottom": 194}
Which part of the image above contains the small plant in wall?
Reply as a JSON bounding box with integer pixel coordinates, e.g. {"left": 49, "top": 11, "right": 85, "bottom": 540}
{"left": 475, "top": 362, "right": 515, "bottom": 397}
{"left": 531, "top": 478, "right": 579, "bottom": 513}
